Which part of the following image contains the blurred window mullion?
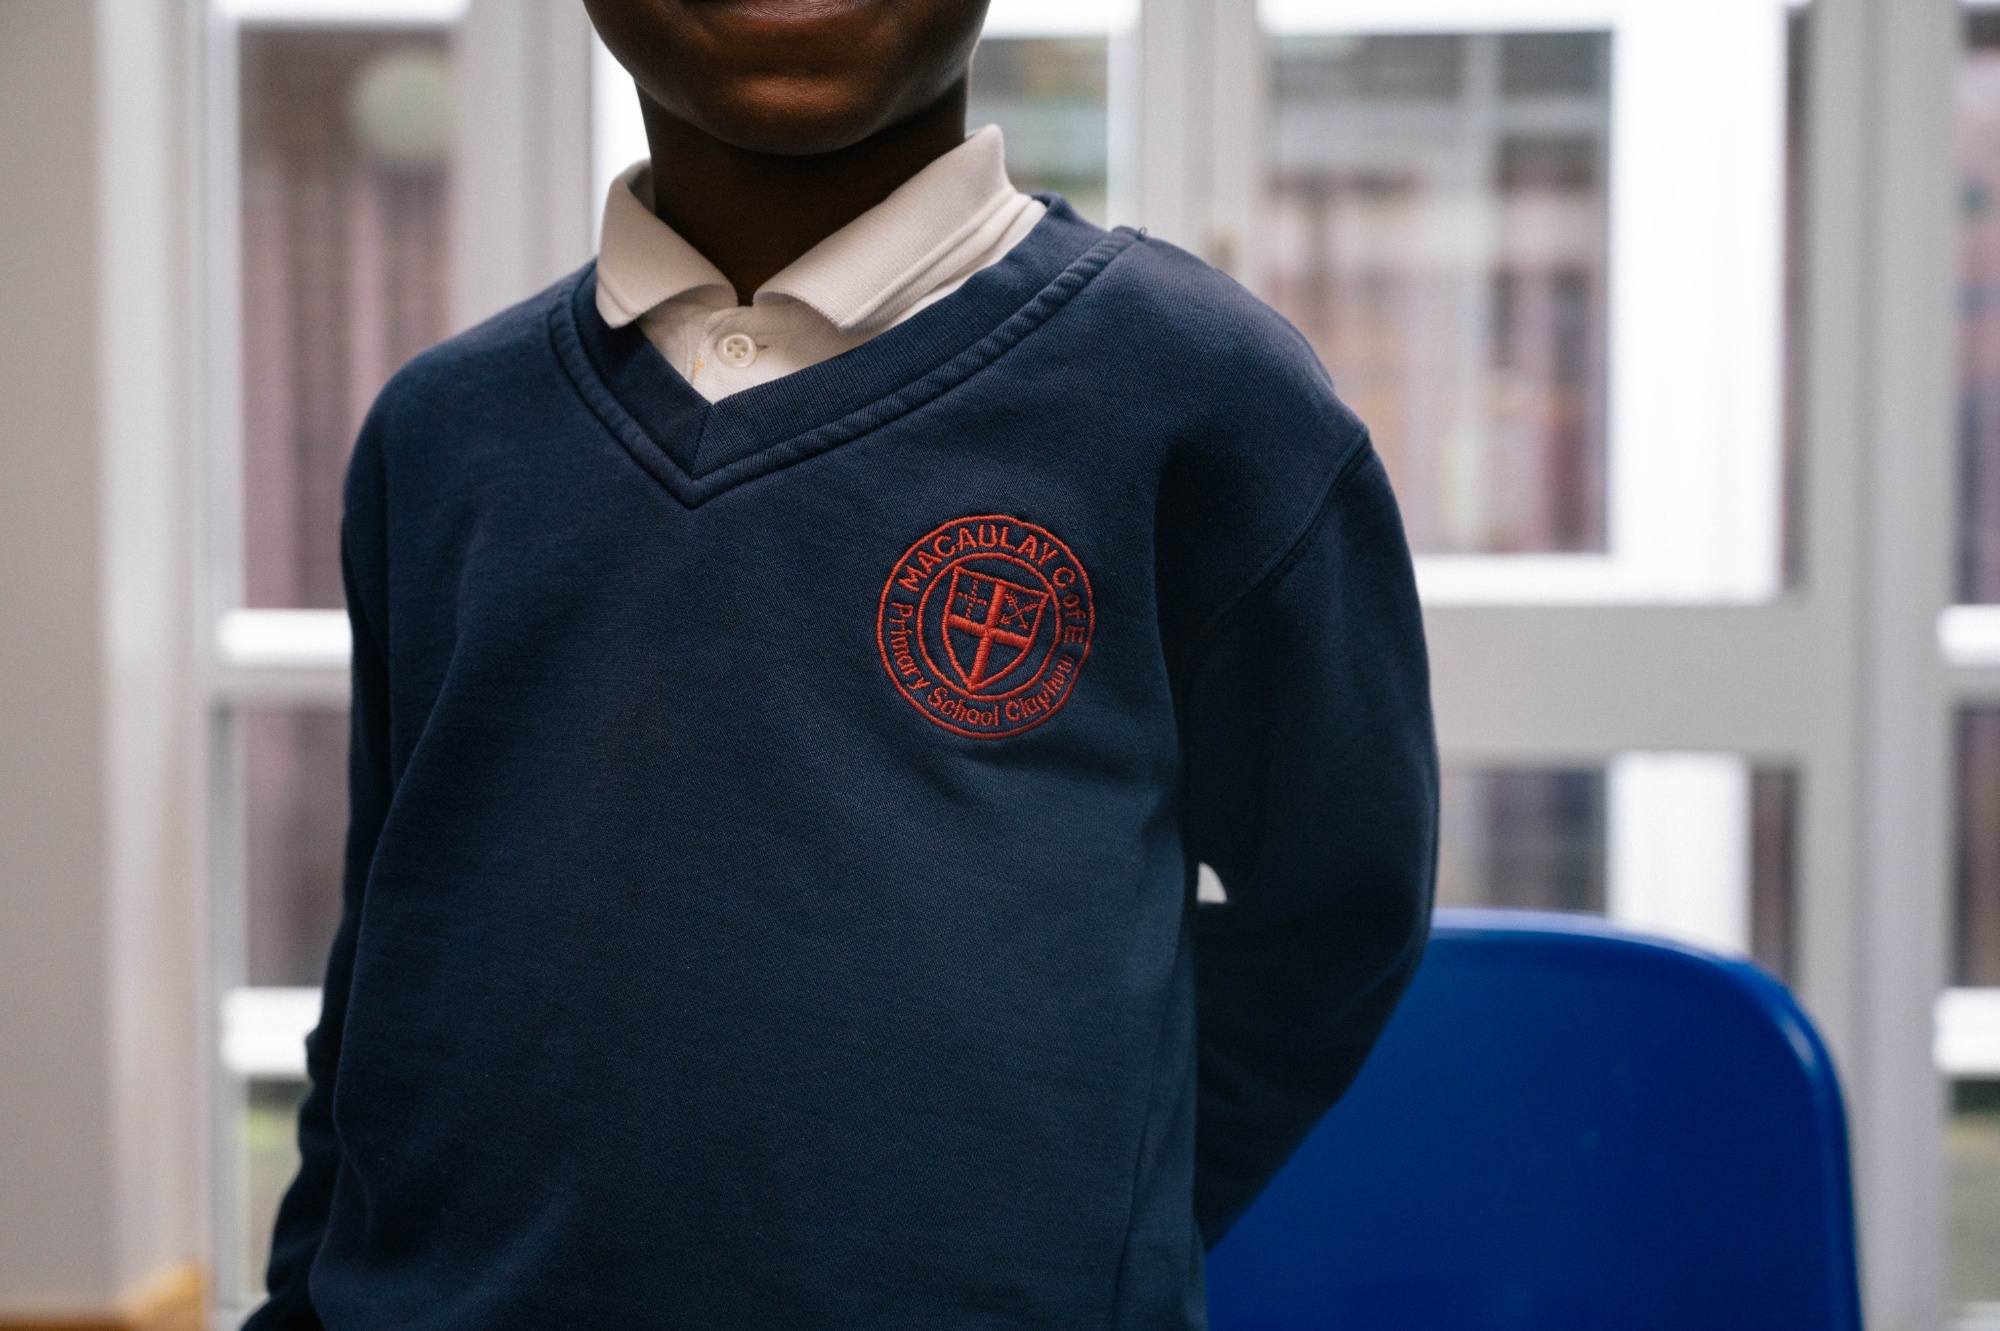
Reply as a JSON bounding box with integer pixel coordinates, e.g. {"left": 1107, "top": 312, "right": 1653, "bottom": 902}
{"left": 211, "top": 4, "right": 460, "bottom": 1296}
{"left": 1940, "top": 10, "right": 2000, "bottom": 1309}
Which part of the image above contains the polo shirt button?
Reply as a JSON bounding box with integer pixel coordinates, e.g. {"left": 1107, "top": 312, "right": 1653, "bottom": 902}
{"left": 718, "top": 333, "right": 758, "bottom": 368}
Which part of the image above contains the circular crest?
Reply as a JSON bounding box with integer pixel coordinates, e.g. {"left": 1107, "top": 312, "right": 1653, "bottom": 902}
{"left": 877, "top": 515, "right": 1095, "bottom": 739}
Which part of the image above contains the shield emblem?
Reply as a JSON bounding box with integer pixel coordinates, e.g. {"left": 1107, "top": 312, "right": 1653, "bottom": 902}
{"left": 941, "top": 566, "right": 1051, "bottom": 693}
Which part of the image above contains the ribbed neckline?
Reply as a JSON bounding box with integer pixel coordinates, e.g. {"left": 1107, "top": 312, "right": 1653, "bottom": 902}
{"left": 549, "top": 198, "right": 1135, "bottom": 507}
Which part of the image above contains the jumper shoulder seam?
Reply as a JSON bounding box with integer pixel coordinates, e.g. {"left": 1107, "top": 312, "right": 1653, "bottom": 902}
{"left": 1172, "top": 433, "right": 1374, "bottom": 714}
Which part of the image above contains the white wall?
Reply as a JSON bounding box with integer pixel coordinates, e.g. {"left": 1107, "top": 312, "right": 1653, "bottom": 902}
{"left": 0, "top": 2, "right": 116, "bottom": 1299}
{"left": 0, "top": 0, "right": 203, "bottom": 1308}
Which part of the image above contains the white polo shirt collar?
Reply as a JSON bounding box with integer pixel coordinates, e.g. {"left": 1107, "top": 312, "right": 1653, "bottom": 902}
{"left": 595, "top": 124, "right": 1035, "bottom": 340}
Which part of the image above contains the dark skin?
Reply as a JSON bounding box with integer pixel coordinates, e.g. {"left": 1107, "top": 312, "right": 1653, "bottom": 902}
{"left": 583, "top": 0, "right": 992, "bottom": 304}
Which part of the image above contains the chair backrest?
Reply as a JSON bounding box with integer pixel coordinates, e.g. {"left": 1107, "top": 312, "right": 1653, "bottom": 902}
{"left": 1204, "top": 908, "right": 1862, "bottom": 1331}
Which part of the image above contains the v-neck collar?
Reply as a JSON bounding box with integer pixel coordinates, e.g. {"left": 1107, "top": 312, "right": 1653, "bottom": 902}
{"left": 549, "top": 199, "right": 1135, "bottom": 508}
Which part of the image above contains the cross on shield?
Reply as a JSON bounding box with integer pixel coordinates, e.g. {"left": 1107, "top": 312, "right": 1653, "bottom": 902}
{"left": 942, "top": 566, "right": 1051, "bottom": 693}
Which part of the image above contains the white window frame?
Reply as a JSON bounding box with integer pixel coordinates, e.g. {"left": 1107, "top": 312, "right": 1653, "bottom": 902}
{"left": 199, "top": 0, "right": 592, "bottom": 1315}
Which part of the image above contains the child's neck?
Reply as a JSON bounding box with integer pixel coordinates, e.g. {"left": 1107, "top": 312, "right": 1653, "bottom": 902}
{"left": 639, "top": 83, "right": 969, "bottom": 305}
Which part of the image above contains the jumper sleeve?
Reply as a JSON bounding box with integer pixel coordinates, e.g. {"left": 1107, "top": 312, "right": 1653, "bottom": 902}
{"left": 1181, "top": 444, "right": 1437, "bottom": 1247}
{"left": 245, "top": 437, "right": 393, "bottom": 1331}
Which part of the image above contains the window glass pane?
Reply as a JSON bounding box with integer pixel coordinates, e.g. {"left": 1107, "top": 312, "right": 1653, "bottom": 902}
{"left": 1947, "top": 707, "right": 2000, "bottom": 1309}
{"left": 1440, "top": 759, "right": 1797, "bottom": 984}
{"left": 1964, "top": 15, "right": 2000, "bottom": 603}
{"left": 1957, "top": 1080, "right": 2000, "bottom": 1311}
{"left": 1782, "top": 5, "right": 1811, "bottom": 589}
{"left": 1961, "top": 708, "right": 2000, "bottom": 987}
{"left": 1749, "top": 766, "right": 1800, "bottom": 983}
{"left": 244, "top": 707, "right": 349, "bottom": 987}
{"left": 969, "top": 37, "right": 1109, "bottom": 226}
{"left": 1437, "top": 768, "right": 1607, "bottom": 912}
{"left": 240, "top": 24, "right": 453, "bottom": 609}
{"left": 227, "top": 705, "right": 348, "bottom": 1303}
{"left": 1265, "top": 32, "right": 1610, "bottom": 555}
{"left": 240, "top": 1077, "right": 309, "bottom": 1302}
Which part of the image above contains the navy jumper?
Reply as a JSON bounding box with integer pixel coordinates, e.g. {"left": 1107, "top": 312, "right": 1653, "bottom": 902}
{"left": 250, "top": 200, "right": 1438, "bottom": 1331}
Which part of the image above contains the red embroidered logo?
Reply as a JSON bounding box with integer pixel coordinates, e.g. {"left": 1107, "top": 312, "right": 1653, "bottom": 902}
{"left": 877, "top": 515, "right": 1095, "bottom": 739}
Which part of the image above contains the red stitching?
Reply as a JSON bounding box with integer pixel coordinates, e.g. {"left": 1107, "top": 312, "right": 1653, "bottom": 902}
{"left": 875, "top": 515, "right": 1096, "bottom": 740}
{"left": 916, "top": 554, "right": 1058, "bottom": 701}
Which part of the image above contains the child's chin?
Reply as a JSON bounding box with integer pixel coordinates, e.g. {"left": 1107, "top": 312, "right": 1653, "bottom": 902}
{"left": 691, "top": 82, "right": 908, "bottom": 157}
{"left": 699, "top": 0, "right": 883, "bottom": 21}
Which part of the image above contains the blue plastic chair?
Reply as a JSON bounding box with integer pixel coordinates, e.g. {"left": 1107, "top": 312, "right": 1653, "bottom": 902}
{"left": 1204, "top": 908, "right": 1862, "bottom": 1331}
